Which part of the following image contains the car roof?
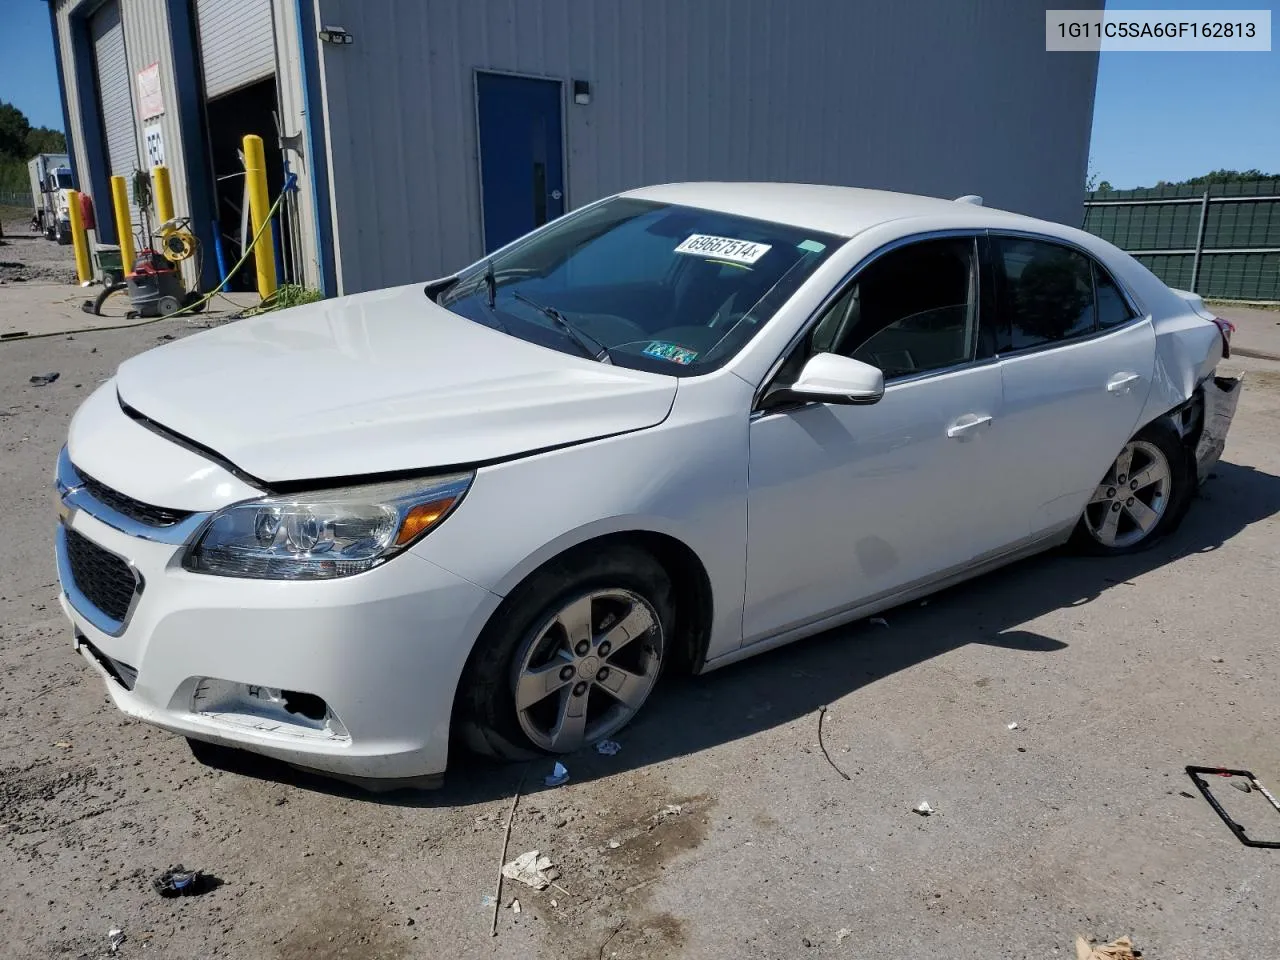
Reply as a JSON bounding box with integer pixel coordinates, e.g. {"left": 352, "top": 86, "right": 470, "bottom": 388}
{"left": 622, "top": 182, "right": 1049, "bottom": 239}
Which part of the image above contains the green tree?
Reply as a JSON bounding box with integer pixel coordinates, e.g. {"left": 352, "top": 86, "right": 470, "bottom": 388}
{"left": 0, "top": 100, "right": 32, "bottom": 160}
{"left": 0, "top": 100, "right": 65, "bottom": 162}
{"left": 25, "top": 127, "right": 67, "bottom": 155}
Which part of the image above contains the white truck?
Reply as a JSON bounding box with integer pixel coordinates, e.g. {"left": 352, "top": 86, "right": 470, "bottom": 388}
{"left": 28, "top": 153, "right": 74, "bottom": 244}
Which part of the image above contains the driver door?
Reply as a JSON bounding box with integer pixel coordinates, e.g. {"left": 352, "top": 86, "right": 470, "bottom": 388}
{"left": 742, "top": 235, "right": 1013, "bottom": 643}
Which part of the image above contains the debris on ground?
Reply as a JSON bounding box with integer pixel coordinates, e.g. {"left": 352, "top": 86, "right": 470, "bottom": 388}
{"left": 152, "top": 865, "right": 214, "bottom": 897}
{"left": 543, "top": 761, "right": 570, "bottom": 787}
{"left": 509, "top": 898, "right": 521, "bottom": 913}
{"left": 1007, "top": 722, "right": 1019, "bottom": 730}
{"left": 817, "top": 704, "right": 853, "bottom": 780}
{"left": 53, "top": 740, "right": 71, "bottom": 749}
{"left": 608, "top": 839, "right": 621, "bottom": 849}
{"left": 836, "top": 928, "right": 853, "bottom": 942}
{"left": 595, "top": 739, "right": 622, "bottom": 755}
{"left": 29, "top": 372, "right": 59, "bottom": 386}
{"left": 870, "top": 617, "right": 888, "bottom": 627}
{"left": 108, "top": 928, "right": 125, "bottom": 953}
{"left": 658, "top": 803, "right": 683, "bottom": 817}
{"left": 1075, "top": 934, "right": 1139, "bottom": 960}
{"left": 501, "top": 851, "right": 560, "bottom": 891}
{"left": 1211, "top": 656, "right": 1224, "bottom": 663}
{"left": 913, "top": 801, "right": 935, "bottom": 816}
{"left": 1231, "top": 778, "right": 1252, "bottom": 793}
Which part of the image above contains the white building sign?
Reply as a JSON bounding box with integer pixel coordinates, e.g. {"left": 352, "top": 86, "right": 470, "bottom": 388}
{"left": 137, "top": 62, "right": 164, "bottom": 120}
{"left": 144, "top": 123, "right": 166, "bottom": 167}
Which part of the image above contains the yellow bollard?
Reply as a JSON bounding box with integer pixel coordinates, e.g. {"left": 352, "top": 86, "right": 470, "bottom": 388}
{"left": 66, "top": 189, "right": 92, "bottom": 285}
{"left": 242, "top": 134, "right": 277, "bottom": 299}
{"left": 110, "top": 175, "right": 136, "bottom": 275}
{"left": 152, "top": 165, "right": 175, "bottom": 226}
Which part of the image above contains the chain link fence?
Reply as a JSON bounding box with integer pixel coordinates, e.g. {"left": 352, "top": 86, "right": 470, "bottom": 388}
{"left": 1083, "top": 179, "right": 1280, "bottom": 301}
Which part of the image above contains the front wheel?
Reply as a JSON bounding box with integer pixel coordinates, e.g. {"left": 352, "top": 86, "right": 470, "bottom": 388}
{"left": 457, "top": 546, "right": 673, "bottom": 761}
{"left": 1072, "top": 422, "right": 1191, "bottom": 554}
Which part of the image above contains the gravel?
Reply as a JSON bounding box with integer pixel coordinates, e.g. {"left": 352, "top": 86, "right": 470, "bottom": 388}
{"left": 2, "top": 320, "right": 1280, "bottom": 959}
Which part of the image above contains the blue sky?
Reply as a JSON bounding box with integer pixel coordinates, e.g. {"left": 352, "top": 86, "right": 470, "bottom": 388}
{"left": 1, "top": 2, "right": 1275, "bottom": 189}
{"left": 0, "top": 2, "right": 63, "bottom": 131}
{"left": 1090, "top": 0, "right": 1280, "bottom": 186}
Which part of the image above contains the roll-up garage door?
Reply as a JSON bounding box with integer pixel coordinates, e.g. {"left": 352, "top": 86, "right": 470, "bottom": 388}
{"left": 195, "top": 0, "right": 275, "bottom": 100}
{"left": 90, "top": 1, "right": 140, "bottom": 187}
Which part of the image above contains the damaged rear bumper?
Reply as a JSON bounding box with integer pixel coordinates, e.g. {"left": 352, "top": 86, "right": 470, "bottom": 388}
{"left": 1194, "top": 373, "right": 1244, "bottom": 483}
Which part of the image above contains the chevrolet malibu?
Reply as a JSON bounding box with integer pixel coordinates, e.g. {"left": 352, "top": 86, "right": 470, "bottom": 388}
{"left": 55, "top": 183, "right": 1240, "bottom": 788}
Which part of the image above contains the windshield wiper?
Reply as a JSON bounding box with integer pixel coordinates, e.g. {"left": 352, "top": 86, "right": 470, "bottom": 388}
{"left": 512, "top": 292, "right": 612, "bottom": 363}
{"left": 483, "top": 259, "right": 496, "bottom": 309}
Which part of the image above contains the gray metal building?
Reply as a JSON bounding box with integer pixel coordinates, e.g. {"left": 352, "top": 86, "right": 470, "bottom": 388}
{"left": 48, "top": 0, "right": 1102, "bottom": 298}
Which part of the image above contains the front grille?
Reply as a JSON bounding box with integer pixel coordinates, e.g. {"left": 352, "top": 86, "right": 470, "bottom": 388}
{"left": 64, "top": 528, "right": 139, "bottom": 622}
{"left": 77, "top": 471, "right": 192, "bottom": 528}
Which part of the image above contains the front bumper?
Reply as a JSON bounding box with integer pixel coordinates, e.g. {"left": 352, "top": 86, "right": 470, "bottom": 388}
{"left": 55, "top": 463, "right": 500, "bottom": 784}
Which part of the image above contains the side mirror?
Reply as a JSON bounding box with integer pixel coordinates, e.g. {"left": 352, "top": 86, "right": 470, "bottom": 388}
{"left": 787, "top": 352, "right": 885, "bottom": 405}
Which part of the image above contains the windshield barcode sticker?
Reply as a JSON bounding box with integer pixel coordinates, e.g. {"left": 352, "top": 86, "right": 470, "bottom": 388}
{"left": 674, "top": 234, "right": 772, "bottom": 265}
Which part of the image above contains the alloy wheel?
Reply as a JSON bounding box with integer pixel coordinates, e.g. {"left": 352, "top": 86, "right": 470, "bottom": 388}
{"left": 511, "top": 589, "right": 664, "bottom": 753}
{"left": 1084, "top": 439, "right": 1172, "bottom": 548}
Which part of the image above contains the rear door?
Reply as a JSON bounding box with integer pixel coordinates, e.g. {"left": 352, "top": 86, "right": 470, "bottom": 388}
{"left": 989, "top": 235, "right": 1155, "bottom": 537}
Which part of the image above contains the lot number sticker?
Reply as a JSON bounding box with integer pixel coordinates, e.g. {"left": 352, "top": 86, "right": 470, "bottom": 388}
{"left": 674, "top": 234, "right": 772, "bottom": 265}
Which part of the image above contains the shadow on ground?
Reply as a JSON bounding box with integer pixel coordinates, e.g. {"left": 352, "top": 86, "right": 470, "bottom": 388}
{"left": 189, "top": 459, "right": 1280, "bottom": 805}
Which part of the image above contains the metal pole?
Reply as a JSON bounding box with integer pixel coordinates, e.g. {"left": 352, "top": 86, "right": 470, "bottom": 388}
{"left": 66, "top": 189, "right": 92, "bottom": 285}
{"left": 151, "top": 165, "right": 175, "bottom": 226}
{"left": 1189, "top": 190, "right": 1211, "bottom": 293}
{"left": 242, "top": 134, "right": 278, "bottom": 299}
{"left": 110, "top": 175, "right": 136, "bottom": 276}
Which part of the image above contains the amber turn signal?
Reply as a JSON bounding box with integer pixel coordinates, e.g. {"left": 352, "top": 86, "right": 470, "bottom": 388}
{"left": 395, "top": 497, "right": 458, "bottom": 545}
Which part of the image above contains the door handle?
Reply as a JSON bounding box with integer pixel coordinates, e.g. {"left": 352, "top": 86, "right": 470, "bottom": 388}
{"left": 1107, "top": 372, "right": 1142, "bottom": 395}
{"left": 946, "top": 413, "right": 993, "bottom": 440}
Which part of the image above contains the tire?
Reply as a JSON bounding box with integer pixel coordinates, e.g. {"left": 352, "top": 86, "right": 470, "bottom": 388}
{"left": 1070, "top": 419, "right": 1192, "bottom": 555}
{"left": 457, "top": 545, "right": 675, "bottom": 761}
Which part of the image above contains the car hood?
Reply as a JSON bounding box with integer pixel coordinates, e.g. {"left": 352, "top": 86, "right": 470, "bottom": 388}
{"left": 114, "top": 284, "right": 678, "bottom": 483}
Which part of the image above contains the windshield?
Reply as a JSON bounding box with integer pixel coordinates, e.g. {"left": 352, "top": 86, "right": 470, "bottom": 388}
{"left": 55, "top": 170, "right": 73, "bottom": 190}
{"left": 435, "top": 198, "right": 841, "bottom": 375}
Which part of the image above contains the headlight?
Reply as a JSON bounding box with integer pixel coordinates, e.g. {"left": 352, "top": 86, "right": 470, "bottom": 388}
{"left": 183, "top": 472, "right": 472, "bottom": 580}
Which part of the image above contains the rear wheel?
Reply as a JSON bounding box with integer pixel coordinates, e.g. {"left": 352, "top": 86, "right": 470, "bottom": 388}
{"left": 1072, "top": 422, "right": 1190, "bottom": 554}
{"left": 458, "top": 546, "right": 673, "bottom": 760}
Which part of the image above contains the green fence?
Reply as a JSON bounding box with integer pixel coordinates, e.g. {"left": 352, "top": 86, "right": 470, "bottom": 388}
{"left": 1083, "top": 179, "right": 1280, "bottom": 301}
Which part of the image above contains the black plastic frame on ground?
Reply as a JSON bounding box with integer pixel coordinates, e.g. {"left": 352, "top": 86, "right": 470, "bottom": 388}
{"left": 1186, "top": 765, "right": 1280, "bottom": 848}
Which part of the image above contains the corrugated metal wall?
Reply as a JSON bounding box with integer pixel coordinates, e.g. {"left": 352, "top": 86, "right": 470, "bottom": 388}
{"left": 195, "top": 0, "right": 275, "bottom": 100}
{"left": 89, "top": 2, "right": 138, "bottom": 194}
{"left": 314, "top": 0, "right": 1101, "bottom": 294}
{"left": 1084, "top": 180, "right": 1280, "bottom": 301}
{"left": 53, "top": 0, "right": 199, "bottom": 285}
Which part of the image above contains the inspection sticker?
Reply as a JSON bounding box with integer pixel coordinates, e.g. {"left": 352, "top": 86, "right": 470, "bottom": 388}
{"left": 674, "top": 234, "right": 772, "bottom": 265}
{"left": 643, "top": 341, "right": 699, "bottom": 365}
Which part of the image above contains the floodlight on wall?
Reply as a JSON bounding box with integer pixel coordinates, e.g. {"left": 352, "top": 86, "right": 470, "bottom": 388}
{"left": 573, "top": 80, "right": 591, "bottom": 105}
{"left": 319, "top": 26, "right": 353, "bottom": 44}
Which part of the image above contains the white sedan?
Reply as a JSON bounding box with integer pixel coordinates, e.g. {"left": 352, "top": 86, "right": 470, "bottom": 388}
{"left": 54, "top": 183, "right": 1240, "bottom": 788}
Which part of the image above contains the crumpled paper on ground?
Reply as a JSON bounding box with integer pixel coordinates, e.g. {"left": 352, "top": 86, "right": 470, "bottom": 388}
{"left": 501, "top": 850, "right": 560, "bottom": 891}
{"left": 1075, "top": 935, "right": 1139, "bottom": 960}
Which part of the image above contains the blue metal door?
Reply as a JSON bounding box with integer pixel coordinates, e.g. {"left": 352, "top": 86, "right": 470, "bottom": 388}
{"left": 476, "top": 72, "right": 565, "bottom": 253}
